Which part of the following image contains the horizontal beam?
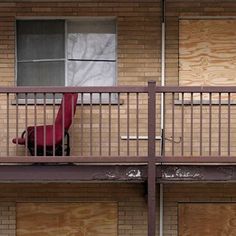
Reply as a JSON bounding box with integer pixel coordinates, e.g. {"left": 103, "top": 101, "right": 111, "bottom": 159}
{"left": 1, "top": 165, "right": 236, "bottom": 182}
{"left": 0, "top": 165, "right": 147, "bottom": 182}
{"left": 161, "top": 165, "right": 236, "bottom": 182}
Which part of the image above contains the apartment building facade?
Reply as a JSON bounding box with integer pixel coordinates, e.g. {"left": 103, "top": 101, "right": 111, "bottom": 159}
{"left": 1, "top": 0, "right": 236, "bottom": 235}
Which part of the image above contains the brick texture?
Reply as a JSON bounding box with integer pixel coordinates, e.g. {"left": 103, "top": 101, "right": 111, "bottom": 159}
{"left": 0, "top": 183, "right": 150, "bottom": 236}
{"left": 0, "top": 1, "right": 236, "bottom": 235}
{"left": 1, "top": 183, "right": 236, "bottom": 236}
{"left": 0, "top": 202, "right": 15, "bottom": 236}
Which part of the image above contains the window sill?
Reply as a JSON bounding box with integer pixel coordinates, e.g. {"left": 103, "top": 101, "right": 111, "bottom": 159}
{"left": 174, "top": 100, "right": 236, "bottom": 105}
{"left": 11, "top": 98, "right": 124, "bottom": 106}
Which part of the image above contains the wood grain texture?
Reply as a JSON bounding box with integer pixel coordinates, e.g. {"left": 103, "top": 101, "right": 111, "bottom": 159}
{"left": 179, "top": 203, "right": 236, "bottom": 236}
{"left": 16, "top": 202, "right": 117, "bottom": 236}
{"left": 179, "top": 20, "right": 236, "bottom": 87}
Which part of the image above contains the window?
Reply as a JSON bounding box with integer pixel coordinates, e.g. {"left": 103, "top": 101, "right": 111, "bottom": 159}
{"left": 179, "top": 19, "right": 236, "bottom": 101}
{"left": 16, "top": 19, "right": 117, "bottom": 89}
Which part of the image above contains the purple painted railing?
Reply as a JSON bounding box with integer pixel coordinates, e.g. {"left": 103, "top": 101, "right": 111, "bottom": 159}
{"left": 0, "top": 82, "right": 236, "bottom": 164}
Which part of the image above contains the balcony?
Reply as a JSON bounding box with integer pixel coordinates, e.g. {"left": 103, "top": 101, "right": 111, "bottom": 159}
{"left": 0, "top": 82, "right": 236, "bottom": 182}
{"left": 0, "top": 82, "right": 236, "bottom": 187}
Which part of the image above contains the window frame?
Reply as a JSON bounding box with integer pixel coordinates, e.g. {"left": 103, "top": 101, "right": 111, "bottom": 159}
{"left": 15, "top": 17, "right": 118, "bottom": 89}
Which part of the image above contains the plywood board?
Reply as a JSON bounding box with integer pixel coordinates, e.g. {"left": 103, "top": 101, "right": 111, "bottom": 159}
{"left": 17, "top": 202, "right": 117, "bottom": 236}
{"left": 179, "top": 203, "right": 236, "bottom": 236}
{"left": 179, "top": 20, "right": 236, "bottom": 87}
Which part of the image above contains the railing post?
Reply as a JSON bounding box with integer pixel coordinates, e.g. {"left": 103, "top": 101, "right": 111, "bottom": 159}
{"left": 148, "top": 80, "right": 156, "bottom": 236}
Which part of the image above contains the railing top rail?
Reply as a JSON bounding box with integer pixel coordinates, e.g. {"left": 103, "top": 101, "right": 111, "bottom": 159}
{"left": 2, "top": 85, "right": 236, "bottom": 94}
{"left": 156, "top": 86, "right": 236, "bottom": 93}
{"left": 0, "top": 86, "right": 148, "bottom": 93}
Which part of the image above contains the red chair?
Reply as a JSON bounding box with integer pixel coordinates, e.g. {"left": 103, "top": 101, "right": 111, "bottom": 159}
{"left": 12, "top": 93, "right": 78, "bottom": 156}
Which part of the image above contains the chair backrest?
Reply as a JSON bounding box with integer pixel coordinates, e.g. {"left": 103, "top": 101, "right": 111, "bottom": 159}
{"left": 55, "top": 93, "right": 78, "bottom": 131}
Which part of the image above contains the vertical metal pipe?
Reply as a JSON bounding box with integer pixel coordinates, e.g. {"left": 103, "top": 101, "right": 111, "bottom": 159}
{"left": 159, "top": 183, "right": 163, "bottom": 236}
{"left": 160, "top": 0, "right": 166, "bottom": 129}
{"left": 160, "top": 1, "right": 166, "bottom": 236}
{"left": 148, "top": 81, "right": 156, "bottom": 236}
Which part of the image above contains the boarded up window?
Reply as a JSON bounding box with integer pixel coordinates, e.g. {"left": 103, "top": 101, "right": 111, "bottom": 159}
{"left": 179, "top": 203, "right": 236, "bottom": 236}
{"left": 179, "top": 19, "right": 236, "bottom": 87}
{"left": 17, "top": 202, "right": 117, "bottom": 236}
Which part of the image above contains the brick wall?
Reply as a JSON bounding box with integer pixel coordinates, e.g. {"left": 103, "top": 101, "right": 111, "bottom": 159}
{"left": 0, "top": 183, "right": 151, "bottom": 236}
{"left": 1, "top": 1, "right": 236, "bottom": 235}
{"left": 0, "top": 1, "right": 161, "bottom": 86}
{"left": 0, "top": 202, "right": 15, "bottom": 236}
{"left": 1, "top": 0, "right": 236, "bottom": 157}
{"left": 1, "top": 183, "right": 236, "bottom": 236}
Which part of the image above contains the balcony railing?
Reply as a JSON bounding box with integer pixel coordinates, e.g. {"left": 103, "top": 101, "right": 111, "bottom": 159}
{"left": 1, "top": 82, "right": 236, "bottom": 164}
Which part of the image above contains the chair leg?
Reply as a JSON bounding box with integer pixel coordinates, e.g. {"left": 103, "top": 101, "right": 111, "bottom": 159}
{"left": 65, "top": 131, "right": 70, "bottom": 156}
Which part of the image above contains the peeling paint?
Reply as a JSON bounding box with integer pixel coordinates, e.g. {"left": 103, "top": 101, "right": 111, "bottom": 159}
{"left": 127, "top": 169, "right": 142, "bottom": 178}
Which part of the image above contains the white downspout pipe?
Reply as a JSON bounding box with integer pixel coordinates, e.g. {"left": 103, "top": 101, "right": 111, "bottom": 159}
{"left": 160, "top": 1, "right": 165, "bottom": 236}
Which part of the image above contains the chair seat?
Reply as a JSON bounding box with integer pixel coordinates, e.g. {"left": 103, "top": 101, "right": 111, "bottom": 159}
{"left": 12, "top": 137, "right": 26, "bottom": 145}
